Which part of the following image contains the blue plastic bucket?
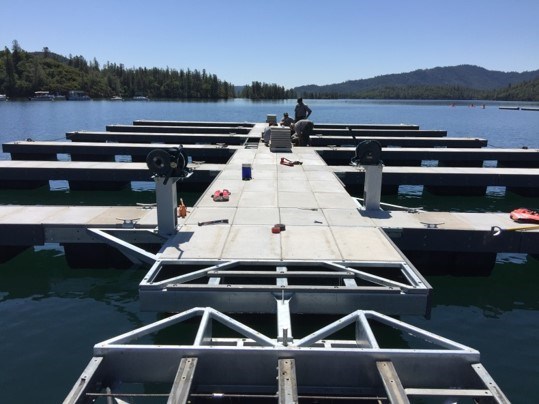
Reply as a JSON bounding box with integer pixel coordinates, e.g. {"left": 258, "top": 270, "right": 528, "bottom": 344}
{"left": 242, "top": 163, "right": 252, "bottom": 180}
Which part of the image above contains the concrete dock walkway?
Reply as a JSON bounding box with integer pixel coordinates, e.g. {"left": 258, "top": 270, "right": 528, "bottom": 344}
{"left": 160, "top": 145, "right": 404, "bottom": 262}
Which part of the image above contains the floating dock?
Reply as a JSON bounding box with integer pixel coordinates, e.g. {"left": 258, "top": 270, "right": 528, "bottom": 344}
{"left": 0, "top": 119, "right": 521, "bottom": 402}
{"left": 2, "top": 158, "right": 539, "bottom": 197}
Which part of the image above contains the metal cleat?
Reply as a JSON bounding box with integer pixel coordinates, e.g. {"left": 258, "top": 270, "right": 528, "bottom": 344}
{"left": 420, "top": 221, "right": 444, "bottom": 229}
{"left": 116, "top": 218, "right": 140, "bottom": 228}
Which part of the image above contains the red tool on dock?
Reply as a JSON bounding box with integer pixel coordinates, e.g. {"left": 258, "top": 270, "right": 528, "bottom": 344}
{"left": 510, "top": 208, "right": 539, "bottom": 223}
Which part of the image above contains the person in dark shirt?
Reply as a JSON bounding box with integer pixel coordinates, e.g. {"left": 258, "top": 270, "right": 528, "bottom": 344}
{"left": 291, "top": 119, "right": 314, "bottom": 146}
{"left": 280, "top": 112, "right": 294, "bottom": 127}
{"left": 294, "top": 98, "right": 312, "bottom": 121}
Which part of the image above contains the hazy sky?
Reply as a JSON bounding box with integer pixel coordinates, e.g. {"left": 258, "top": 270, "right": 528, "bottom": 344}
{"left": 2, "top": 0, "right": 538, "bottom": 88}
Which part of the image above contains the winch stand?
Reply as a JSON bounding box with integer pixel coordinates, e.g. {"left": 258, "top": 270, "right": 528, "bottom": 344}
{"left": 363, "top": 163, "right": 383, "bottom": 211}
{"left": 155, "top": 176, "right": 180, "bottom": 237}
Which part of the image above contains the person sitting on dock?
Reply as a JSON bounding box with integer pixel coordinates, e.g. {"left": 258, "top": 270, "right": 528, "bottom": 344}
{"left": 294, "top": 98, "right": 312, "bottom": 121}
{"left": 291, "top": 119, "right": 314, "bottom": 146}
{"left": 280, "top": 112, "right": 294, "bottom": 127}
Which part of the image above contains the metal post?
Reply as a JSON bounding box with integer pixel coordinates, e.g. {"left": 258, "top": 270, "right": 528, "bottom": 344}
{"left": 363, "top": 164, "right": 383, "bottom": 211}
{"left": 376, "top": 361, "right": 409, "bottom": 404}
{"left": 167, "top": 357, "right": 198, "bottom": 404}
{"left": 278, "top": 359, "right": 298, "bottom": 404}
{"left": 155, "top": 177, "right": 178, "bottom": 236}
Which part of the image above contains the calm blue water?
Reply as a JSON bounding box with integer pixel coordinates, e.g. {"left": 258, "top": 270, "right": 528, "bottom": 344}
{"left": 0, "top": 99, "right": 538, "bottom": 403}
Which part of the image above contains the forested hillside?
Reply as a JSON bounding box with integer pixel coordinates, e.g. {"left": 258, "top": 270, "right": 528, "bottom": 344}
{"left": 488, "top": 77, "right": 539, "bottom": 101}
{"left": 239, "top": 81, "right": 296, "bottom": 99}
{"left": 0, "top": 42, "right": 236, "bottom": 99}
{"left": 296, "top": 65, "right": 539, "bottom": 100}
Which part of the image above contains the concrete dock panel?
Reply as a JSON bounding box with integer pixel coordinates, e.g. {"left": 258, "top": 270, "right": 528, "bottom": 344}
{"left": 43, "top": 206, "right": 111, "bottom": 224}
{"left": 221, "top": 225, "right": 281, "bottom": 259}
{"left": 0, "top": 206, "right": 65, "bottom": 223}
{"left": 278, "top": 191, "right": 318, "bottom": 209}
{"left": 160, "top": 224, "right": 230, "bottom": 259}
{"left": 183, "top": 207, "right": 236, "bottom": 226}
{"left": 279, "top": 207, "right": 326, "bottom": 226}
{"left": 323, "top": 208, "right": 377, "bottom": 227}
{"left": 452, "top": 212, "right": 521, "bottom": 230}
{"left": 314, "top": 192, "right": 360, "bottom": 209}
{"left": 238, "top": 191, "right": 278, "bottom": 208}
{"left": 243, "top": 178, "right": 278, "bottom": 193}
{"left": 331, "top": 227, "right": 405, "bottom": 262}
{"left": 308, "top": 180, "right": 349, "bottom": 193}
{"left": 233, "top": 207, "right": 280, "bottom": 225}
{"left": 276, "top": 170, "right": 309, "bottom": 181}
{"left": 277, "top": 179, "right": 311, "bottom": 192}
{"left": 0, "top": 206, "right": 27, "bottom": 220}
{"left": 370, "top": 211, "right": 474, "bottom": 230}
{"left": 281, "top": 226, "right": 342, "bottom": 260}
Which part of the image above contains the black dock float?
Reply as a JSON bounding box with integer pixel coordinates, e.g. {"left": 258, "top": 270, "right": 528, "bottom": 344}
{"left": 3, "top": 141, "right": 238, "bottom": 163}
{"left": 133, "top": 120, "right": 255, "bottom": 128}
{"left": 0, "top": 161, "right": 222, "bottom": 191}
{"left": 309, "top": 136, "right": 488, "bottom": 148}
{"left": 311, "top": 123, "right": 420, "bottom": 130}
{"left": 106, "top": 124, "right": 252, "bottom": 134}
{"left": 332, "top": 165, "right": 539, "bottom": 196}
{"left": 67, "top": 131, "right": 252, "bottom": 145}
{"left": 316, "top": 147, "right": 539, "bottom": 167}
{"left": 313, "top": 128, "right": 447, "bottom": 137}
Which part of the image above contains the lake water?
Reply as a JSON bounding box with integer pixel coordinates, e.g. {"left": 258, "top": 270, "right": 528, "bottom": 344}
{"left": 0, "top": 99, "right": 538, "bottom": 403}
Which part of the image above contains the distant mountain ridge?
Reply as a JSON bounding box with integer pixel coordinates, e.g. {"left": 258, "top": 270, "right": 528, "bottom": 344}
{"left": 294, "top": 65, "right": 539, "bottom": 96}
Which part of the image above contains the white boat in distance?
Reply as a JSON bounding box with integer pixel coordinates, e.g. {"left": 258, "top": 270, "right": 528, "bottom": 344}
{"left": 0, "top": 94, "right": 7, "bottom": 101}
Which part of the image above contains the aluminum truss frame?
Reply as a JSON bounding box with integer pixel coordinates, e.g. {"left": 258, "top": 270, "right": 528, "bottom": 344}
{"left": 64, "top": 307, "right": 509, "bottom": 404}
{"left": 84, "top": 223, "right": 432, "bottom": 316}
{"left": 138, "top": 259, "right": 432, "bottom": 316}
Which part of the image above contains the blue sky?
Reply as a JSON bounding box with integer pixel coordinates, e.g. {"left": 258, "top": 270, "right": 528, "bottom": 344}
{"left": 2, "top": 0, "right": 538, "bottom": 88}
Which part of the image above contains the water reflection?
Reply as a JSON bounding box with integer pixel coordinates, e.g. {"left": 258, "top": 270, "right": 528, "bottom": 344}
{"left": 426, "top": 257, "right": 539, "bottom": 315}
